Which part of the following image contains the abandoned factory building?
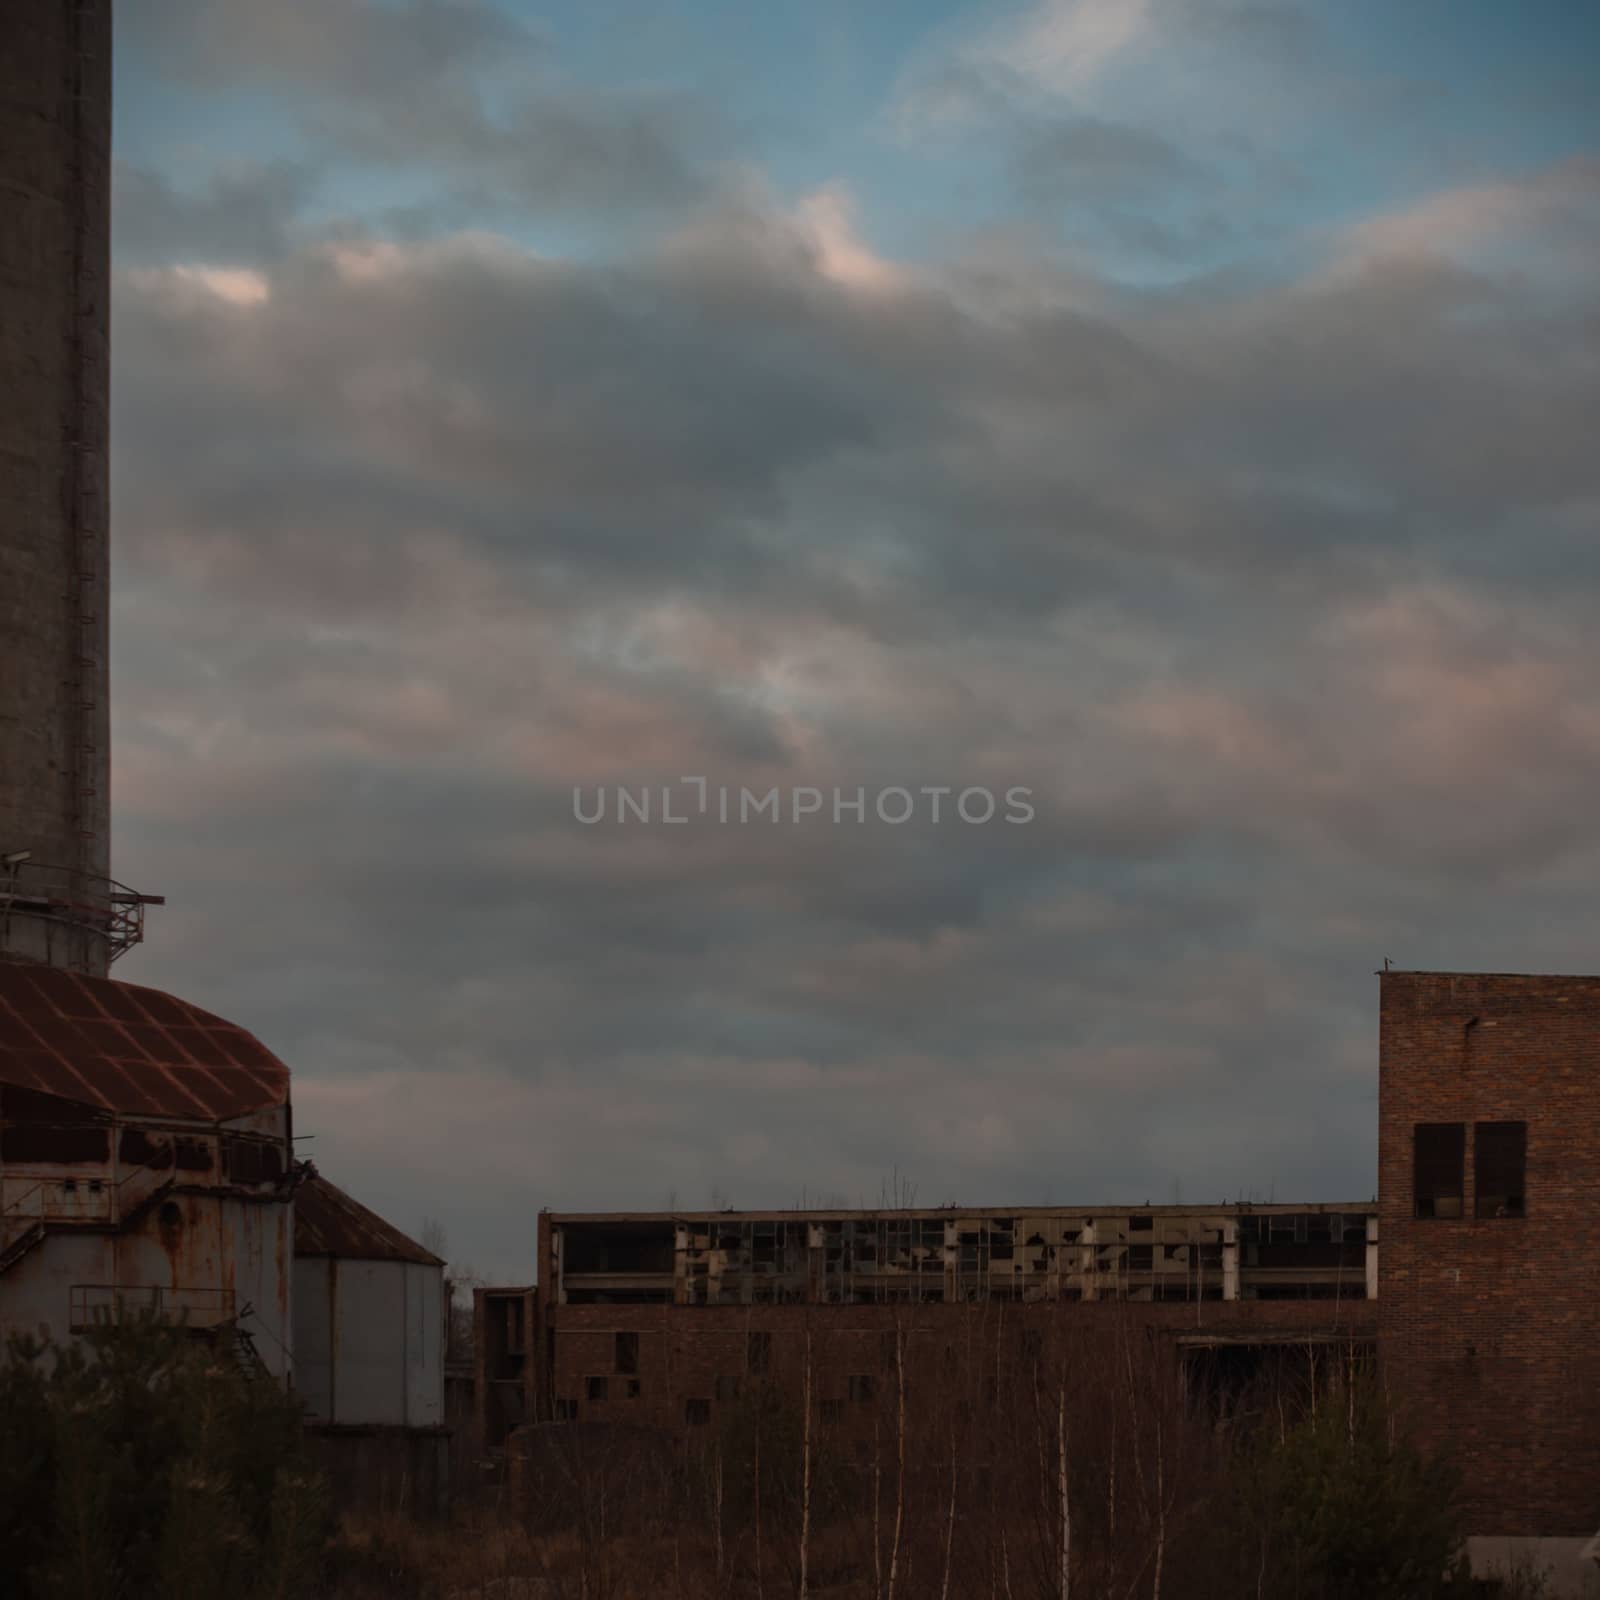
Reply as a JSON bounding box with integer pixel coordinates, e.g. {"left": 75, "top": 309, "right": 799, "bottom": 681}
{"left": 0, "top": 958, "right": 295, "bottom": 1370}
{"left": 1379, "top": 970, "right": 1600, "bottom": 1588}
{"left": 480, "top": 1200, "right": 1378, "bottom": 1448}
{"left": 293, "top": 1168, "right": 450, "bottom": 1512}
{"left": 476, "top": 969, "right": 1600, "bottom": 1593}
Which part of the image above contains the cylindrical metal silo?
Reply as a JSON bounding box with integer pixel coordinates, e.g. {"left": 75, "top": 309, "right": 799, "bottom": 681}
{"left": 0, "top": 1, "right": 114, "bottom": 973}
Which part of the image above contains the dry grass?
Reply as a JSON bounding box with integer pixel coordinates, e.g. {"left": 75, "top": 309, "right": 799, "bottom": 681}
{"left": 324, "top": 1508, "right": 878, "bottom": 1600}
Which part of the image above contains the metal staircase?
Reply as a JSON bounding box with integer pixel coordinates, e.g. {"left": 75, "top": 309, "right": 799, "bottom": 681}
{"left": 228, "top": 1311, "right": 271, "bottom": 1380}
{"left": 0, "top": 1159, "right": 176, "bottom": 1280}
{"left": 0, "top": 1220, "right": 46, "bottom": 1276}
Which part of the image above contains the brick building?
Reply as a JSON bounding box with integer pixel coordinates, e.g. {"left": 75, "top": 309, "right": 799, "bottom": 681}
{"left": 1379, "top": 970, "right": 1600, "bottom": 1587}
{"left": 477, "top": 1202, "right": 1377, "bottom": 1447}
{"left": 470, "top": 968, "right": 1600, "bottom": 1590}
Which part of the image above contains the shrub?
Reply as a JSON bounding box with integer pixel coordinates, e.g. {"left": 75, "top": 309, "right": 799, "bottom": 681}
{"left": 0, "top": 1313, "right": 330, "bottom": 1600}
{"left": 1221, "top": 1375, "right": 1464, "bottom": 1600}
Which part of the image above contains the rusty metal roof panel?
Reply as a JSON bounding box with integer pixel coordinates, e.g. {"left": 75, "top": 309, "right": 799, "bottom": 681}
{"left": 293, "top": 1169, "right": 444, "bottom": 1267}
{"left": 0, "top": 960, "right": 289, "bottom": 1121}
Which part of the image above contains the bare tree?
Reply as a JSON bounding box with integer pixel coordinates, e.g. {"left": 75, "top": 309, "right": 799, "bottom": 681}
{"left": 798, "top": 1319, "right": 813, "bottom": 1600}
{"left": 1058, "top": 1377, "right": 1071, "bottom": 1600}
{"left": 885, "top": 1315, "right": 907, "bottom": 1600}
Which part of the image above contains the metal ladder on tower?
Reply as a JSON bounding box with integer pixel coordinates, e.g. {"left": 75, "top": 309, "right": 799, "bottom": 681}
{"left": 228, "top": 1305, "right": 271, "bottom": 1380}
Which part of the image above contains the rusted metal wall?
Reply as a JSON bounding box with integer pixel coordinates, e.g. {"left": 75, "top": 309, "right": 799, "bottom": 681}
{"left": 0, "top": 1103, "right": 293, "bottom": 1374}
{"left": 292, "top": 1254, "right": 444, "bottom": 1426}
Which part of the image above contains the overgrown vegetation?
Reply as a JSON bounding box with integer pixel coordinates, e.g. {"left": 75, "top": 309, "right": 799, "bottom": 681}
{"left": 1208, "top": 1374, "right": 1464, "bottom": 1599}
{"left": 0, "top": 1312, "right": 1537, "bottom": 1599}
{"left": 329, "top": 1314, "right": 1486, "bottom": 1600}
{"left": 0, "top": 1313, "right": 329, "bottom": 1600}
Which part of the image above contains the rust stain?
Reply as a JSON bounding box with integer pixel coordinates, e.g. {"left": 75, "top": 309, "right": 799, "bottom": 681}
{"left": 0, "top": 964, "right": 289, "bottom": 1121}
{"left": 221, "top": 1212, "right": 236, "bottom": 1311}
{"left": 157, "top": 1197, "right": 184, "bottom": 1287}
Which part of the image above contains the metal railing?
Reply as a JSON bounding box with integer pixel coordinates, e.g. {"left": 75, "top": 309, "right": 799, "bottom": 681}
{"left": 0, "top": 1176, "right": 116, "bottom": 1230}
{"left": 68, "top": 1284, "right": 236, "bottom": 1333}
{"left": 0, "top": 1149, "right": 180, "bottom": 1234}
{"left": 0, "top": 858, "right": 163, "bottom": 964}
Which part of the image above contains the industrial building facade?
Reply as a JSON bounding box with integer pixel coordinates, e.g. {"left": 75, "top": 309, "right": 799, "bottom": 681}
{"left": 293, "top": 1169, "right": 451, "bottom": 1514}
{"left": 0, "top": 2, "right": 454, "bottom": 1518}
{"left": 469, "top": 969, "right": 1600, "bottom": 1592}
{"left": 476, "top": 1201, "right": 1378, "bottom": 1451}
{"left": 0, "top": 0, "right": 125, "bottom": 976}
{"left": 0, "top": 959, "right": 296, "bottom": 1372}
{"left": 1380, "top": 971, "right": 1600, "bottom": 1587}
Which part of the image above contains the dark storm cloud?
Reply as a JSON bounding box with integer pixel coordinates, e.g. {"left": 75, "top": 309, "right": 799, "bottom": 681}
{"left": 122, "top": 0, "right": 729, "bottom": 223}
{"left": 105, "top": 123, "right": 1600, "bottom": 1276}
{"left": 114, "top": 170, "right": 1600, "bottom": 647}
{"left": 113, "top": 160, "right": 320, "bottom": 266}
{"left": 123, "top": 0, "right": 538, "bottom": 99}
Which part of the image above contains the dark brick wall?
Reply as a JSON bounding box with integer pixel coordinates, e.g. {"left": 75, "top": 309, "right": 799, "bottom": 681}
{"left": 1378, "top": 971, "right": 1600, "bottom": 1537}
{"left": 538, "top": 1296, "right": 1372, "bottom": 1438}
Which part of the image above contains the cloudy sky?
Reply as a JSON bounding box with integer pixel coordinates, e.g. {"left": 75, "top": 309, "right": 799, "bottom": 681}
{"left": 110, "top": 0, "right": 1600, "bottom": 1283}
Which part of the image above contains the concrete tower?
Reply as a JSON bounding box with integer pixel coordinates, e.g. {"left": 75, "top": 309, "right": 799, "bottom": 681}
{"left": 0, "top": 2, "right": 132, "bottom": 973}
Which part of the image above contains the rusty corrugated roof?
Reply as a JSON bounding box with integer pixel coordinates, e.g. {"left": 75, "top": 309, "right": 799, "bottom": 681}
{"left": 0, "top": 959, "right": 289, "bottom": 1121}
{"left": 293, "top": 1168, "right": 444, "bottom": 1267}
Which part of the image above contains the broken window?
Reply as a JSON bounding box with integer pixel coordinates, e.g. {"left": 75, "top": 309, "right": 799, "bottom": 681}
{"left": 224, "top": 1137, "right": 283, "bottom": 1186}
{"left": 1128, "top": 1245, "right": 1154, "bottom": 1271}
{"left": 1474, "top": 1122, "right": 1526, "bottom": 1219}
{"left": 747, "top": 1330, "right": 771, "bottom": 1375}
{"left": 1413, "top": 1123, "right": 1465, "bottom": 1219}
{"left": 3, "top": 1123, "right": 110, "bottom": 1164}
{"left": 586, "top": 1376, "right": 608, "bottom": 1402}
{"left": 685, "top": 1398, "right": 711, "bottom": 1426}
{"left": 1154, "top": 1281, "right": 1203, "bottom": 1302}
{"left": 1128, "top": 1216, "right": 1154, "bottom": 1233}
{"left": 615, "top": 1331, "right": 639, "bottom": 1375}
{"left": 564, "top": 1221, "right": 674, "bottom": 1274}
